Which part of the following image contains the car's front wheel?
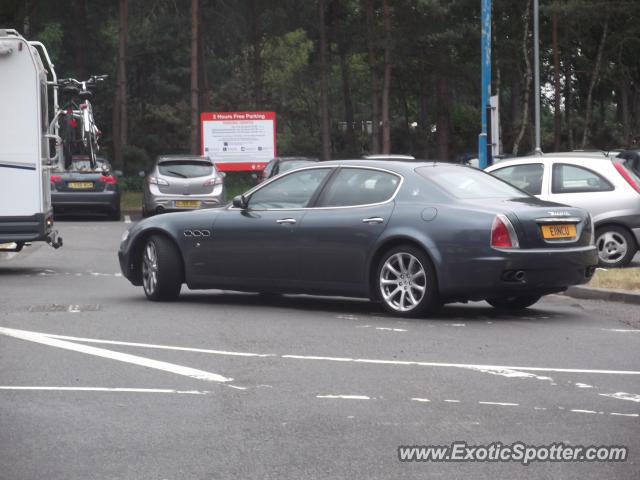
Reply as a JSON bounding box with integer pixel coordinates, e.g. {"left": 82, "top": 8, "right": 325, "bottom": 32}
{"left": 595, "top": 226, "right": 636, "bottom": 268}
{"left": 376, "top": 245, "right": 439, "bottom": 317}
{"left": 486, "top": 295, "right": 541, "bottom": 310}
{"left": 141, "top": 235, "right": 183, "bottom": 301}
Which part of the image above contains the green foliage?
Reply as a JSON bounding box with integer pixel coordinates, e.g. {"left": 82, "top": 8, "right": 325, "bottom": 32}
{"left": 4, "top": 0, "right": 640, "bottom": 163}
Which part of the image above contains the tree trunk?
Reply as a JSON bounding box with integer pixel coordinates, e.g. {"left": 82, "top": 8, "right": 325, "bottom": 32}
{"left": 318, "top": 0, "right": 331, "bottom": 160}
{"left": 563, "top": 53, "right": 574, "bottom": 150}
{"left": 620, "top": 83, "right": 631, "bottom": 146}
{"left": 436, "top": 74, "right": 450, "bottom": 160}
{"left": 338, "top": 44, "right": 357, "bottom": 155}
{"left": 380, "top": 0, "right": 392, "bottom": 154}
{"left": 251, "top": 0, "right": 263, "bottom": 107}
{"left": 71, "top": 0, "right": 88, "bottom": 79}
{"left": 581, "top": 18, "right": 608, "bottom": 149}
{"left": 198, "top": 15, "right": 209, "bottom": 113}
{"left": 113, "top": 0, "right": 128, "bottom": 170}
{"left": 512, "top": 2, "right": 531, "bottom": 157}
{"left": 365, "top": 0, "right": 380, "bottom": 154}
{"left": 552, "top": 13, "right": 561, "bottom": 151}
{"left": 190, "top": 0, "right": 200, "bottom": 155}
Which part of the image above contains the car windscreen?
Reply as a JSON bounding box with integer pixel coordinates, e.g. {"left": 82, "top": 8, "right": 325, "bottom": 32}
{"left": 417, "top": 166, "right": 529, "bottom": 199}
{"left": 158, "top": 161, "right": 214, "bottom": 178}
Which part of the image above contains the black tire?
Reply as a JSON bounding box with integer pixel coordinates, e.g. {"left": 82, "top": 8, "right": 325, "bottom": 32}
{"left": 141, "top": 235, "right": 183, "bottom": 301}
{"left": 486, "top": 295, "right": 541, "bottom": 310}
{"left": 375, "top": 244, "right": 440, "bottom": 317}
{"left": 595, "top": 226, "right": 637, "bottom": 268}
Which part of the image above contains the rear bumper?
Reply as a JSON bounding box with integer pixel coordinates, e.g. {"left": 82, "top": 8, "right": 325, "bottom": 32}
{"left": 145, "top": 193, "right": 225, "bottom": 213}
{"left": 0, "top": 212, "right": 55, "bottom": 243}
{"left": 440, "top": 246, "right": 599, "bottom": 301}
{"left": 52, "top": 190, "right": 120, "bottom": 210}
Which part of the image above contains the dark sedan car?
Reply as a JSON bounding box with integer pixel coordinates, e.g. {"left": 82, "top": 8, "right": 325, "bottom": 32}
{"left": 119, "top": 160, "right": 598, "bottom": 316}
{"left": 51, "top": 155, "right": 121, "bottom": 219}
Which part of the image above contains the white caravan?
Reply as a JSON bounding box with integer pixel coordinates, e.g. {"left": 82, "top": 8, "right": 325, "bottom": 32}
{"left": 0, "top": 29, "right": 62, "bottom": 251}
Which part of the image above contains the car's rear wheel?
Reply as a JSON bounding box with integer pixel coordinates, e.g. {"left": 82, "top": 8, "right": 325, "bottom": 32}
{"left": 486, "top": 295, "right": 541, "bottom": 310}
{"left": 376, "top": 245, "right": 439, "bottom": 317}
{"left": 595, "top": 226, "right": 636, "bottom": 268}
{"left": 141, "top": 235, "right": 182, "bottom": 301}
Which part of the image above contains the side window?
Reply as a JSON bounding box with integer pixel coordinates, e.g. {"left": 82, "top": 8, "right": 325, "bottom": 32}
{"left": 248, "top": 168, "right": 330, "bottom": 209}
{"left": 317, "top": 168, "right": 400, "bottom": 207}
{"left": 491, "top": 163, "right": 543, "bottom": 195}
{"left": 552, "top": 164, "right": 613, "bottom": 193}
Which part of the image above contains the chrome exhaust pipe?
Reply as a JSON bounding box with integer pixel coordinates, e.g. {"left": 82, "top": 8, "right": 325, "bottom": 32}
{"left": 514, "top": 270, "right": 525, "bottom": 282}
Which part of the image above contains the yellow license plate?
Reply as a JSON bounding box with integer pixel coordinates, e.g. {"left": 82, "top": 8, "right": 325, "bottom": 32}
{"left": 541, "top": 224, "right": 577, "bottom": 239}
{"left": 68, "top": 182, "right": 93, "bottom": 189}
{"left": 175, "top": 200, "right": 201, "bottom": 208}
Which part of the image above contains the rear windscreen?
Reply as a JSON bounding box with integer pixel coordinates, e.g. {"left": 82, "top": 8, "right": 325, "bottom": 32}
{"left": 158, "top": 161, "right": 214, "bottom": 178}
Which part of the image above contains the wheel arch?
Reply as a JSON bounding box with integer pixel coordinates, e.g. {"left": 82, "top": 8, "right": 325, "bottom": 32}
{"left": 594, "top": 222, "right": 639, "bottom": 249}
{"left": 367, "top": 235, "right": 440, "bottom": 301}
{"left": 128, "top": 228, "right": 185, "bottom": 285}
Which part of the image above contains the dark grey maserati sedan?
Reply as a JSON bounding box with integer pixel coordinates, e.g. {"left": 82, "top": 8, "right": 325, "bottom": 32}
{"left": 118, "top": 160, "right": 598, "bottom": 317}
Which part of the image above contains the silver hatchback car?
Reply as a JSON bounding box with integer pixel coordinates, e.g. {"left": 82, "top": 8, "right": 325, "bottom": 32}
{"left": 486, "top": 153, "right": 640, "bottom": 267}
{"left": 143, "top": 155, "right": 225, "bottom": 217}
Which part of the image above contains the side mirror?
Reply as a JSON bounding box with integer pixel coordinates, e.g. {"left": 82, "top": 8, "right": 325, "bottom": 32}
{"left": 232, "top": 194, "right": 248, "bottom": 209}
{"left": 219, "top": 171, "right": 226, "bottom": 178}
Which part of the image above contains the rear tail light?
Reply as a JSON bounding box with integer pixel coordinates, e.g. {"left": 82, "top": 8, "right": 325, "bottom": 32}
{"left": 100, "top": 175, "right": 117, "bottom": 185}
{"left": 491, "top": 214, "right": 520, "bottom": 249}
{"left": 613, "top": 161, "right": 640, "bottom": 193}
{"left": 50, "top": 175, "right": 62, "bottom": 183}
{"left": 203, "top": 177, "right": 223, "bottom": 186}
{"left": 149, "top": 176, "right": 169, "bottom": 186}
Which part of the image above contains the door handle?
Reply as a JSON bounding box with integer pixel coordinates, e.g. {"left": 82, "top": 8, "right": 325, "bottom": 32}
{"left": 276, "top": 218, "right": 297, "bottom": 225}
{"left": 362, "top": 217, "right": 384, "bottom": 224}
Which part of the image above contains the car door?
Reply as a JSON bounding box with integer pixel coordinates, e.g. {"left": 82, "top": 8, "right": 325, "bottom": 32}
{"left": 296, "top": 167, "right": 400, "bottom": 294}
{"left": 543, "top": 162, "right": 614, "bottom": 218}
{"left": 195, "top": 167, "right": 332, "bottom": 290}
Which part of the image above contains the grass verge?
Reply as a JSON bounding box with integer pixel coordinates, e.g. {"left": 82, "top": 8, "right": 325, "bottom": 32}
{"left": 588, "top": 267, "right": 640, "bottom": 292}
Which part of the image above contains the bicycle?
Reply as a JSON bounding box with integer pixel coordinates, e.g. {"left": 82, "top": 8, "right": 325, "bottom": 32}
{"left": 54, "top": 75, "right": 107, "bottom": 170}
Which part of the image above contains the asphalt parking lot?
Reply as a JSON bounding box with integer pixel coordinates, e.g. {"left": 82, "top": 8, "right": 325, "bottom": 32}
{"left": 1, "top": 217, "right": 639, "bottom": 479}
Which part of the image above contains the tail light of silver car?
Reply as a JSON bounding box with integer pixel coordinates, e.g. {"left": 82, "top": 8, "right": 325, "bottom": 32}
{"left": 203, "top": 176, "right": 223, "bottom": 187}
{"left": 490, "top": 214, "right": 520, "bottom": 249}
{"left": 148, "top": 176, "right": 169, "bottom": 186}
{"left": 613, "top": 161, "right": 640, "bottom": 193}
{"left": 100, "top": 175, "right": 117, "bottom": 185}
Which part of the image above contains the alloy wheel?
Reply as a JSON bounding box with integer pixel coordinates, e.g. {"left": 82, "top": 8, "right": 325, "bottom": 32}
{"left": 142, "top": 241, "right": 158, "bottom": 295}
{"left": 379, "top": 252, "right": 427, "bottom": 312}
{"left": 596, "top": 230, "right": 628, "bottom": 265}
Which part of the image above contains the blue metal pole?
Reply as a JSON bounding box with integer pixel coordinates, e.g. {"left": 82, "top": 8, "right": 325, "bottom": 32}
{"left": 479, "top": 0, "right": 491, "bottom": 169}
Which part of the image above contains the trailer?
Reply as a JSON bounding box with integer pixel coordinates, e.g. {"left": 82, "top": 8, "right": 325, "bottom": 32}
{"left": 0, "top": 29, "right": 62, "bottom": 252}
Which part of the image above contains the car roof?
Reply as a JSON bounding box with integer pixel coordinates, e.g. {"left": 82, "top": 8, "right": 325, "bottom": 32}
{"left": 362, "top": 154, "right": 417, "bottom": 160}
{"left": 486, "top": 153, "right": 615, "bottom": 169}
{"left": 316, "top": 159, "right": 466, "bottom": 174}
{"left": 275, "top": 156, "right": 319, "bottom": 162}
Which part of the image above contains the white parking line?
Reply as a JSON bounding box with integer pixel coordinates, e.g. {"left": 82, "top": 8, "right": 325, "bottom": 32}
{"left": 124, "top": 215, "right": 132, "bottom": 224}
{"left": 0, "top": 327, "right": 232, "bottom": 383}
{"left": 316, "top": 394, "right": 370, "bottom": 400}
{"left": 599, "top": 392, "right": 640, "bottom": 403}
{"left": 0, "top": 386, "right": 210, "bottom": 394}
{"left": 478, "top": 401, "right": 519, "bottom": 406}
{"left": 3, "top": 327, "right": 640, "bottom": 380}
